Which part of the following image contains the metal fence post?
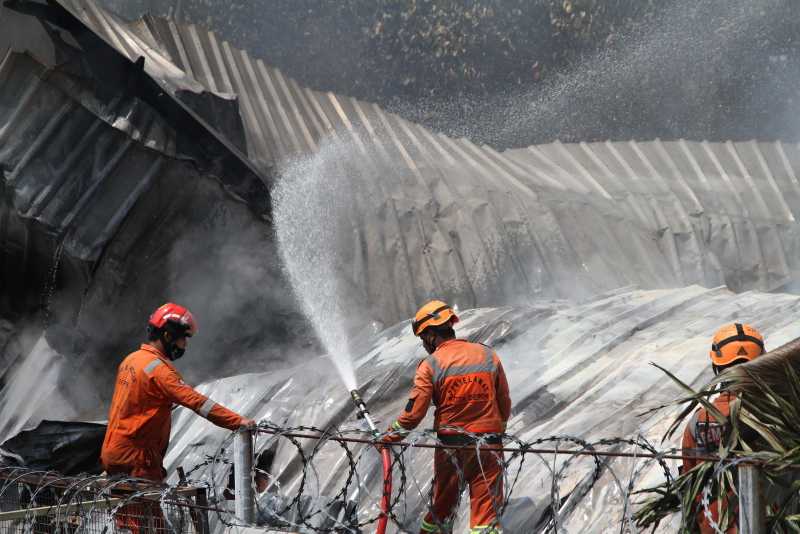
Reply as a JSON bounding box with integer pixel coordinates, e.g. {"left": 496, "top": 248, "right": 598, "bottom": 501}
{"left": 738, "top": 463, "right": 765, "bottom": 534}
{"left": 234, "top": 428, "right": 255, "bottom": 524}
{"left": 194, "top": 487, "right": 210, "bottom": 534}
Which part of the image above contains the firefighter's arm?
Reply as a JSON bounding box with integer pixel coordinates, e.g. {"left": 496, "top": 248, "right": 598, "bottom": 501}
{"left": 495, "top": 358, "right": 512, "bottom": 428}
{"left": 388, "top": 359, "right": 434, "bottom": 438}
{"left": 681, "top": 416, "right": 699, "bottom": 474}
{"left": 152, "top": 366, "right": 245, "bottom": 431}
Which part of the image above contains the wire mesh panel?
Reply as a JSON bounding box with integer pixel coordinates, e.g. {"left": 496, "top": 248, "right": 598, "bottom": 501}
{"left": 0, "top": 469, "right": 210, "bottom": 534}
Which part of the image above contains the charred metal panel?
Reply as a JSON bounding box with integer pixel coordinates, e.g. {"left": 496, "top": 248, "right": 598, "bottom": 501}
{"left": 50, "top": 0, "right": 252, "bottom": 167}
{"left": 0, "top": 52, "right": 170, "bottom": 263}
{"left": 0, "top": 48, "right": 305, "bottom": 413}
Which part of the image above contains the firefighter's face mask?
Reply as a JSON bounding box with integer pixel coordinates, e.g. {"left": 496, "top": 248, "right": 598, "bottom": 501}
{"left": 162, "top": 328, "right": 190, "bottom": 361}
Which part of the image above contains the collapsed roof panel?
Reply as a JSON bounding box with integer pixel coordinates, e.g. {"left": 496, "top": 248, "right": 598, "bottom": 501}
{"left": 110, "top": 7, "right": 800, "bottom": 311}
{"left": 31, "top": 0, "right": 800, "bottom": 312}
{"left": 135, "top": 13, "right": 315, "bottom": 170}
{"left": 0, "top": 52, "right": 170, "bottom": 261}
{"left": 0, "top": 26, "right": 304, "bottom": 401}
{"left": 50, "top": 0, "right": 253, "bottom": 168}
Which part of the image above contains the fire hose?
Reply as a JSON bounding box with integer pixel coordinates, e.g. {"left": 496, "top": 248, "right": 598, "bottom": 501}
{"left": 350, "top": 389, "right": 392, "bottom": 534}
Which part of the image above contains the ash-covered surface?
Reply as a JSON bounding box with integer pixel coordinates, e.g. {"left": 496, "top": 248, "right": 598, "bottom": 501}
{"left": 164, "top": 287, "right": 800, "bottom": 533}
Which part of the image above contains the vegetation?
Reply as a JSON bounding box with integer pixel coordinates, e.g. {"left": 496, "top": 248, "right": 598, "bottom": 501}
{"left": 635, "top": 339, "right": 800, "bottom": 532}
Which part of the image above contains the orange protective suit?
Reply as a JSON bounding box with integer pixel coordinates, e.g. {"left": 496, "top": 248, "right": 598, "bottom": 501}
{"left": 682, "top": 392, "right": 737, "bottom": 534}
{"left": 101, "top": 344, "right": 244, "bottom": 533}
{"left": 391, "top": 339, "right": 511, "bottom": 533}
{"left": 102, "top": 344, "right": 245, "bottom": 474}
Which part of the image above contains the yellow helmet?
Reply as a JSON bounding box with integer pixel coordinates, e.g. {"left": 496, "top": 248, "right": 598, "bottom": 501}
{"left": 710, "top": 323, "right": 765, "bottom": 367}
{"left": 411, "top": 300, "right": 459, "bottom": 336}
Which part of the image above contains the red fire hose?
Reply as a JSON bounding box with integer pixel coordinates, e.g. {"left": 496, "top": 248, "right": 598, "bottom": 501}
{"left": 377, "top": 446, "right": 392, "bottom": 534}
{"left": 349, "top": 390, "right": 393, "bottom": 534}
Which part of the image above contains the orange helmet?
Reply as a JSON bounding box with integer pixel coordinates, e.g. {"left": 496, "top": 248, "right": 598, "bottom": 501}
{"left": 411, "top": 300, "right": 459, "bottom": 336}
{"left": 709, "top": 323, "right": 765, "bottom": 366}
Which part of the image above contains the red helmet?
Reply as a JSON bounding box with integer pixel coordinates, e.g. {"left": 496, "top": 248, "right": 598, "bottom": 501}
{"left": 148, "top": 303, "right": 197, "bottom": 337}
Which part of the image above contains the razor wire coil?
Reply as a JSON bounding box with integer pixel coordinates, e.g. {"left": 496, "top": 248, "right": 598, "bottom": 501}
{"left": 0, "top": 420, "right": 775, "bottom": 534}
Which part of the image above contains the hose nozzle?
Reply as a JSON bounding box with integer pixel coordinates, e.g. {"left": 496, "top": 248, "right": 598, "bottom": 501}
{"left": 350, "top": 388, "right": 378, "bottom": 435}
{"left": 350, "top": 389, "right": 364, "bottom": 406}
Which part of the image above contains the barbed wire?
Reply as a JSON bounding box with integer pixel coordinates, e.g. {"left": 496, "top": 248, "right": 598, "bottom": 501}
{"left": 0, "top": 420, "right": 784, "bottom": 534}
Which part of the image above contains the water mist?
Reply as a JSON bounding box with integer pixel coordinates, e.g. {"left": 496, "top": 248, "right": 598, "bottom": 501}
{"left": 273, "top": 138, "right": 366, "bottom": 391}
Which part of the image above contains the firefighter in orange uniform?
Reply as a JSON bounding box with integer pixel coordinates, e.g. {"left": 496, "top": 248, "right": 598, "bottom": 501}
{"left": 101, "top": 303, "right": 254, "bottom": 533}
{"left": 387, "top": 300, "right": 511, "bottom": 534}
{"left": 681, "top": 323, "right": 766, "bottom": 534}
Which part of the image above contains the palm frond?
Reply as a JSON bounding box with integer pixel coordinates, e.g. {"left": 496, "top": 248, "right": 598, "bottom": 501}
{"left": 635, "top": 337, "right": 800, "bottom": 530}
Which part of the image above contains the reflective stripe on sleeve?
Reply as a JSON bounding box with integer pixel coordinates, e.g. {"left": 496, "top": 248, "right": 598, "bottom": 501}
{"left": 143, "top": 359, "right": 163, "bottom": 375}
{"left": 425, "top": 355, "right": 441, "bottom": 380}
{"left": 198, "top": 398, "right": 216, "bottom": 418}
{"left": 471, "top": 526, "right": 502, "bottom": 534}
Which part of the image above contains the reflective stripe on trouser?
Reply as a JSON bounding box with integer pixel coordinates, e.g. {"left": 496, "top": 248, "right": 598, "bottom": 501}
{"left": 419, "top": 444, "right": 504, "bottom": 534}
{"left": 471, "top": 526, "right": 503, "bottom": 533}
{"left": 421, "top": 518, "right": 445, "bottom": 532}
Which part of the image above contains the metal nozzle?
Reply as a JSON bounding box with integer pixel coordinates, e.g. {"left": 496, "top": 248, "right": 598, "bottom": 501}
{"left": 349, "top": 388, "right": 379, "bottom": 435}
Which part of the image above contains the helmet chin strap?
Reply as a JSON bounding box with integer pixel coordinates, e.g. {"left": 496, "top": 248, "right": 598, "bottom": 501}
{"left": 422, "top": 333, "right": 438, "bottom": 354}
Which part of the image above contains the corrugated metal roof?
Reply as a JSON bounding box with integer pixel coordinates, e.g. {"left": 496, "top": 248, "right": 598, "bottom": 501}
{"left": 0, "top": 50, "right": 171, "bottom": 262}
{"left": 52, "top": 0, "right": 264, "bottom": 181}
{"left": 7, "top": 0, "right": 800, "bottom": 320}
{"left": 135, "top": 13, "right": 333, "bottom": 170}
{"left": 101, "top": 13, "right": 670, "bottom": 314}
{"left": 503, "top": 139, "right": 800, "bottom": 292}
{"left": 118, "top": 11, "right": 800, "bottom": 304}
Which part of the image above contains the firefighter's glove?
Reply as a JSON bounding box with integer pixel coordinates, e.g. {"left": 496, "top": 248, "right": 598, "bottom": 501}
{"left": 380, "top": 421, "right": 409, "bottom": 446}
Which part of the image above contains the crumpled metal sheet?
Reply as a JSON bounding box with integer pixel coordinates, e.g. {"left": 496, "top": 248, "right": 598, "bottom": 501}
{"left": 0, "top": 420, "right": 105, "bottom": 474}
{"left": 164, "top": 286, "right": 800, "bottom": 533}
{"left": 50, "top": 0, "right": 252, "bottom": 167}
{"left": 5, "top": 0, "right": 798, "bottom": 324}
{"left": 0, "top": 51, "right": 170, "bottom": 262}
{"left": 0, "top": 25, "right": 297, "bottom": 433}
{"left": 118, "top": 10, "right": 800, "bottom": 306}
